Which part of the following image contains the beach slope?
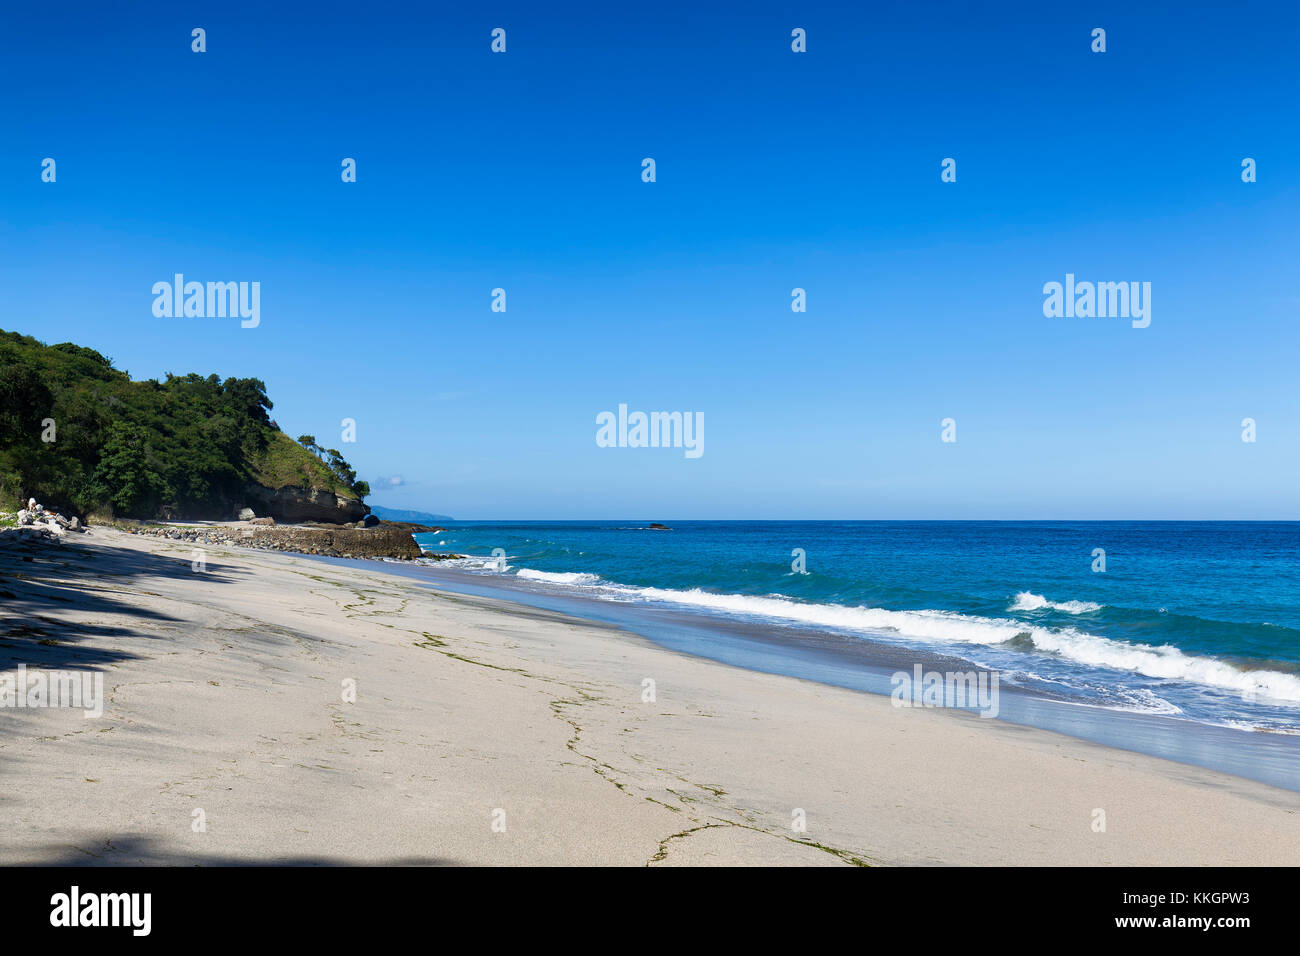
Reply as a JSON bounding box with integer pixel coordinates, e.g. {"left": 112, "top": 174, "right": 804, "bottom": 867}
{"left": 0, "top": 528, "right": 1296, "bottom": 866}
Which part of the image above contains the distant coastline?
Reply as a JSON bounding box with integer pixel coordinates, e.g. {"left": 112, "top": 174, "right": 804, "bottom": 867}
{"left": 369, "top": 505, "right": 455, "bottom": 524}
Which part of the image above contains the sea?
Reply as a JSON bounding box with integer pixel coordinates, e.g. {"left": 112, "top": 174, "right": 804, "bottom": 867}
{"left": 358, "top": 520, "right": 1300, "bottom": 790}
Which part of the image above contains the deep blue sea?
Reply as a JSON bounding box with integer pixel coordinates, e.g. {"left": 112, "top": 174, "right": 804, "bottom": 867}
{"left": 411, "top": 521, "right": 1300, "bottom": 735}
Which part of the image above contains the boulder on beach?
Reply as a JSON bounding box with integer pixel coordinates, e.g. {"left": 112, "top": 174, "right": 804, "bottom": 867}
{"left": 9, "top": 500, "right": 86, "bottom": 534}
{"left": 238, "top": 507, "right": 256, "bottom": 521}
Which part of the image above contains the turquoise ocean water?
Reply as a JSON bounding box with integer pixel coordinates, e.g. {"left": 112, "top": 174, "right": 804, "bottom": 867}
{"left": 411, "top": 521, "right": 1300, "bottom": 736}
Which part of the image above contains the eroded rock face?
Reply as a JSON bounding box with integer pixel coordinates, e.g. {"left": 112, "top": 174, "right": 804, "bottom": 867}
{"left": 119, "top": 522, "right": 422, "bottom": 560}
{"left": 243, "top": 485, "right": 369, "bottom": 525}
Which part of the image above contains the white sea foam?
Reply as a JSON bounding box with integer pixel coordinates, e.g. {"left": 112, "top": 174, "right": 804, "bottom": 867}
{"left": 1010, "top": 591, "right": 1103, "bottom": 614}
{"left": 515, "top": 569, "right": 603, "bottom": 585}
{"left": 491, "top": 571, "right": 1300, "bottom": 705}
{"left": 1110, "top": 688, "right": 1184, "bottom": 716}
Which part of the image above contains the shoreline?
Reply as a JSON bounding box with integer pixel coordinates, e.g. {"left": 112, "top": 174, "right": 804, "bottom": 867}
{"left": 1, "top": 526, "right": 1297, "bottom": 865}
{"left": 350, "top": 557, "right": 1300, "bottom": 793}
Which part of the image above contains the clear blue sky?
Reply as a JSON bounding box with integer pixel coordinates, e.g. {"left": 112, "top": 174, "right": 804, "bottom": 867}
{"left": 2, "top": 1, "right": 1297, "bottom": 519}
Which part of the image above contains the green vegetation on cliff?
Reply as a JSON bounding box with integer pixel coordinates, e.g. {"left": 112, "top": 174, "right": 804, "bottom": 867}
{"left": 250, "top": 432, "right": 367, "bottom": 502}
{"left": 0, "top": 329, "right": 368, "bottom": 519}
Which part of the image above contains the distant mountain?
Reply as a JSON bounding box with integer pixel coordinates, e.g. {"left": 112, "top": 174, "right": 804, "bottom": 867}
{"left": 369, "top": 505, "right": 455, "bottom": 524}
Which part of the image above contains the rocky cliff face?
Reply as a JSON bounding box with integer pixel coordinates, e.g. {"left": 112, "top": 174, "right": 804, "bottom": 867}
{"left": 242, "top": 485, "right": 369, "bottom": 524}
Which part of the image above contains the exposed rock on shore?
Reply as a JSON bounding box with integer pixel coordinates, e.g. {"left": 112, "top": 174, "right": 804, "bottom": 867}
{"left": 116, "top": 521, "right": 422, "bottom": 561}
{"left": 242, "top": 485, "right": 368, "bottom": 524}
{"left": 1, "top": 502, "right": 86, "bottom": 540}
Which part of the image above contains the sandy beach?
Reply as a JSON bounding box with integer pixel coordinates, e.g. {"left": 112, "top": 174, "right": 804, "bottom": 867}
{"left": 1, "top": 526, "right": 1297, "bottom": 866}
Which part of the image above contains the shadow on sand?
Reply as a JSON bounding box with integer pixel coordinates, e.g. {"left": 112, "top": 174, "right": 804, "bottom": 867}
{"left": 0, "top": 533, "right": 249, "bottom": 672}
{"left": 11, "top": 833, "right": 457, "bottom": 866}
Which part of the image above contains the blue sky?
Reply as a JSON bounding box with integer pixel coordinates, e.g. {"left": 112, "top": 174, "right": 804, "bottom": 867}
{"left": 2, "top": 1, "right": 1297, "bottom": 519}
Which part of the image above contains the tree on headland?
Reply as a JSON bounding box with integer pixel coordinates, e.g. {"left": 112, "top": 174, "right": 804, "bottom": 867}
{"left": 0, "top": 328, "right": 368, "bottom": 518}
{"left": 294, "top": 436, "right": 369, "bottom": 501}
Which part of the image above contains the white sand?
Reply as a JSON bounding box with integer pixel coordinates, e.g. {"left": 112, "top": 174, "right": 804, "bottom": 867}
{"left": 0, "top": 527, "right": 1296, "bottom": 866}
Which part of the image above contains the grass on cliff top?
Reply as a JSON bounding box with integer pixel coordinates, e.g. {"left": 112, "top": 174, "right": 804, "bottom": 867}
{"left": 245, "top": 431, "right": 358, "bottom": 499}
